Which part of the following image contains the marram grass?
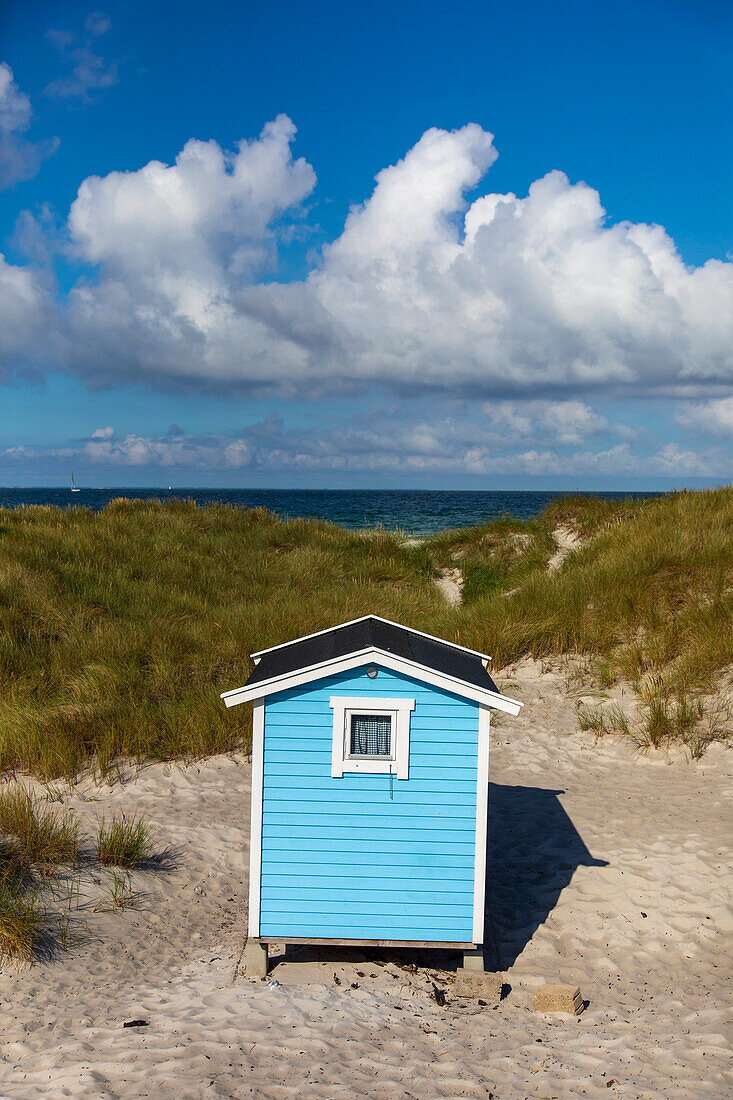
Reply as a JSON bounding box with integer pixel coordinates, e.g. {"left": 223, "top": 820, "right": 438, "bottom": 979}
{"left": 0, "top": 786, "right": 79, "bottom": 867}
{"left": 0, "top": 500, "right": 442, "bottom": 777}
{"left": 0, "top": 791, "right": 165, "bottom": 961}
{"left": 96, "top": 814, "right": 152, "bottom": 868}
{"left": 0, "top": 489, "right": 730, "bottom": 776}
{"left": 0, "top": 878, "right": 43, "bottom": 962}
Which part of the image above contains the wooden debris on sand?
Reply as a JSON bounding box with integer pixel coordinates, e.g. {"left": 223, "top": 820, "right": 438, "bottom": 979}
{"left": 453, "top": 969, "right": 503, "bottom": 1002}
{"left": 532, "top": 984, "right": 585, "bottom": 1015}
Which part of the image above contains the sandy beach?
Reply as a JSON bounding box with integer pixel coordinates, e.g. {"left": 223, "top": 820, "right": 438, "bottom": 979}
{"left": 0, "top": 660, "right": 730, "bottom": 1099}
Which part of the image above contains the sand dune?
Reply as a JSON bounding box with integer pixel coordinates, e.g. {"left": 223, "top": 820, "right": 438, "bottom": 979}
{"left": 0, "top": 661, "right": 730, "bottom": 1098}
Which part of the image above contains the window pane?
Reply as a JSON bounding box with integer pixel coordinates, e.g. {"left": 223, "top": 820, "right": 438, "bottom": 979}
{"left": 350, "top": 714, "right": 391, "bottom": 756}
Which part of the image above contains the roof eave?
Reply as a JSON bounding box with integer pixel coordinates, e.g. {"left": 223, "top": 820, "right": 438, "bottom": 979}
{"left": 220, "top": 645, "right": 522, "bottom": 715}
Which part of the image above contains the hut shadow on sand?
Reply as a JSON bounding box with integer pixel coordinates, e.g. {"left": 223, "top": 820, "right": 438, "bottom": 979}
{"left": 269, "top": 782, "right": 606, "bottom": 977}
{"left": 484, "top": 782, "right": 608, "bottom": 972}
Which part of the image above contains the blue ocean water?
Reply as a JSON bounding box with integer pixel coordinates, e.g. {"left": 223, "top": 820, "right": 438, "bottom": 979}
{"left": 0, "top": 487, "right": 661, "bottom": 535}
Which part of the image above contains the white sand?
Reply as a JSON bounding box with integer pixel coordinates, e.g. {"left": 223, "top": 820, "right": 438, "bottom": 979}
{"left": 434, "top": 567, "right": 464, "bottom": 605}
{"left": 548, "top": 526, "right": 582, "bottom": 572}
{"left": 1, "top": 661, "right": 731, "bottom": 1098}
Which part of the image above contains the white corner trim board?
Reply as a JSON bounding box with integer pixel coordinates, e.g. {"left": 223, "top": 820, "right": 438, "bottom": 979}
{"left": 330, "top": 696, "right": 415, "bottom": 779}
{"left": 248, "top": 698, "right": 265, "bottom": 938}
{"left": 472, "top": 704, "right": 490, "bottom": 945}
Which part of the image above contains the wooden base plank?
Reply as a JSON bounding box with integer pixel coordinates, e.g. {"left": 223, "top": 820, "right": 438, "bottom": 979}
{"left": 254, "top": 937, "right": 477, "bottom": 949}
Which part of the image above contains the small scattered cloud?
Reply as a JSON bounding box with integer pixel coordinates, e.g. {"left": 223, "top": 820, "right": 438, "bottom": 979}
{"left": 0, "top": 62, "right": 58, "bottom": 189}
{"left": 45, "top": 30, "right": 75, "bottom": 51}
{"left": 677, "top": 396, "right": 733, "bottom": 437}
{"left": 45, "top": 14, "right": 117, "bottom": 101}
{"left": 12, "top": 204, "right": 65, "bottom": 265}
{"left": 2, "top": 410, "right": 727, "bottom": 481}
{"left": 482, "top": 400, "right": 608, "bottom": 445}
{"left": 83, "top": 427, "right": 254, "bottom": 469}
{"left": 0, "top": 62, "right": 30, "bottom": 131}
{"left": 649, "top": 443, "right": 713, "bottom": 477}
{"left": 85, "top": 12, "right": 111, "bottom": 37}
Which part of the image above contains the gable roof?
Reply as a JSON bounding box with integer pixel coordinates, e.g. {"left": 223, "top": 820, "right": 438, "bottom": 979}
{"left": 221, "top": 615, "right": 522, "bottom": 715}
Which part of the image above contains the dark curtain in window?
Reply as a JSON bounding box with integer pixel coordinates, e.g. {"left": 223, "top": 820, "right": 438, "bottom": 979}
{"left": 350, "top": 714, "right": 391, "bottom": 756}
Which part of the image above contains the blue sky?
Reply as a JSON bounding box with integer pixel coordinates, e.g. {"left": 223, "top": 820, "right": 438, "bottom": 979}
{"left": 1, "top": 0, "right": 732, "bottom": 488}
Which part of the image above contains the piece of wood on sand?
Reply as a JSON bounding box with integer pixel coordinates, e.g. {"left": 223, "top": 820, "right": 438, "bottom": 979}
{"left": 452, "top": 969, "right": 503, "bottom": 1002}
{"left": 532, "top": 984, "right": 585, "bottom": 1015}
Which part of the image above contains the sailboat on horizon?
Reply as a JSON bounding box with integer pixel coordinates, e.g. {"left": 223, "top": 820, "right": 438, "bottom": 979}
{"left": 71, "top": 473, "right": 80, "bottom": 492}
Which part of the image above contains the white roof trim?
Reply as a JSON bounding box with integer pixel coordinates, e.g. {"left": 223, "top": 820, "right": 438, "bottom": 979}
{"left": 221, "top": 645, "right": 522, "bottom": 715}
{"left": 249, "top": 614, "right": 491, "bottom": 662}
{"left": 221, "top": 646, "right": 374, "bottom": 702}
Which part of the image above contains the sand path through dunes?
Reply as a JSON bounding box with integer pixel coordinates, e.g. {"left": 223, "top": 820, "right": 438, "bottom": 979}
{"left": 434, "top": 566, "right": 464, "bottom": 605}
{"left": 0, "top": 663, "right": 731, "bottom": 1098}
{"left": 548, "top": 525, "right": 582, "bottom": 572}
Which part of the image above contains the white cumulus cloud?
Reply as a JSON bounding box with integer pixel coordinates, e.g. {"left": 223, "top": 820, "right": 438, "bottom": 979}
{"left": 677, "top": 397, "right": 733, "bottom": 437}
{"left": 0, "top": 62, "right": 58, "bottom": 189}
{"left": 649, "top": 443, "right": 712, "bottom": 477}
{"left": 46, "top": 119, "right": 733, "bottom": 399}
{"left": 3, "top": 115, "right": 733, "bottom": 422}
{"left": 83, "top": 427, "right": 254, "bottom": 468}
{"left": 0, "top": 254, "right": 53, "bottom": 376}
{"left": 482, "top": 400, "right": 607, "bottom": 445}
{"left": 63, "top": 115, "right": 318, "bottom": 388}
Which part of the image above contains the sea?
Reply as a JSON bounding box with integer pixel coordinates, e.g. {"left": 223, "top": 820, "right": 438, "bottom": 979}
{"left": 0, "top": 487, "right": 662, "bottom": 536}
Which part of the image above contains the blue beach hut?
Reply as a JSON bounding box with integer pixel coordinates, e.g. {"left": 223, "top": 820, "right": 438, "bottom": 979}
{"left": 221, "top": 615, "right": 522, "bottom": 976}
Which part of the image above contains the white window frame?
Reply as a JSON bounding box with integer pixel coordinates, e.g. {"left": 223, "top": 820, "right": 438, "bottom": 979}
{"left": 330, "top": 697, "right": 414, "bottom": 779}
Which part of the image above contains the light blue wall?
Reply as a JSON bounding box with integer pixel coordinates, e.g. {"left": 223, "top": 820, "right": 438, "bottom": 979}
{"left": 259, "top": 664, "right": 479, "bottom": 942}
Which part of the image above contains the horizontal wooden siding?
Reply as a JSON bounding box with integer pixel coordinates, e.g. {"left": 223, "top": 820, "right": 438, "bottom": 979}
{"left": 259, "top": 665, "right": 478, "bottom": 941}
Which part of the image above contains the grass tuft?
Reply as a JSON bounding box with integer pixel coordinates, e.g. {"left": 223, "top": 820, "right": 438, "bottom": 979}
{"left": 96, "top": 814, "right": 153, "bottom": 868}
{"left": 0, "top": 786, "right": 157, "bottom": 961}
{"left": 0, "top": 840, "right": 43, "bottom": 961}
{"left": 577, "top": 703, "right": 630, "bottom": 738}
{"left": 0, "top": 787, "right": 79, "bottom": 868}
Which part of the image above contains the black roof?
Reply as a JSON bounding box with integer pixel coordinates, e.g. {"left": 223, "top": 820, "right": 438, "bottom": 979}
{"left": 244, "top": 616, "right": 500, "bottom": 695}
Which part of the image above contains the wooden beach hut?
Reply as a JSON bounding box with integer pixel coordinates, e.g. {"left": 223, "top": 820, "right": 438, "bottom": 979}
{"left": 221, "top": 615, "right": 522, "bottom": 976}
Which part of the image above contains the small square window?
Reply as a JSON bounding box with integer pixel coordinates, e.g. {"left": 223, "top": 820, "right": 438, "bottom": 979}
{"left": 349, "top": 713, "right": 392, "bottom": 758}
{"left": 330, "top": 695, "right": 415, "bottom": 778}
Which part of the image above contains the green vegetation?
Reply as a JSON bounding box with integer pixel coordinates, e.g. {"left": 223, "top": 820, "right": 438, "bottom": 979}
{"left": 0, "top": 785, "right": 78, "bottom": 960}
{"left": 0, "top": 839, "right": 42, "bottom": 961}
{"left": 577, "top": 703, "right": 629, "bottom": 738}
{"left": 0, "top": 500, "right": 441, "bottom": 777}
{"left": 97, "top": 814, "right": 152, "bottom": 868}
{"left": 438, "top": 489, "right": 733, "bottom": 754}
{"left": 0, "top": 489, "right": 731, "bottom": 776}
{"left": 0, "top": 784, "right": 166, "bottom": 960}
{"left": 0, "top": 786, "right": 79, "bottom": 867}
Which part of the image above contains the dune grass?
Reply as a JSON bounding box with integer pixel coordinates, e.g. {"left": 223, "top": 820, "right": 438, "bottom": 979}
{"left": 96, "top": 814, "right": 152, "bottom": 868}
{"left": 447, "top": 488, "right": 733, "bottom": 753}
{"left": 0, "top": 786, "right": 79, "bottom": 867}
{"left": 0, "top": 841, "right": 43, "bottom": 961}
{"left": 0, "top": 500, "right": 440, "bottom": 777}
{"left": 0, "top": 786, "right": 79, "bottom": 959}
{"left": 0, "top": 489, "right": 730, "bottom": 773}
{"left": 446, "top": 490, "right": 731, "bottom": 668}
{"left": 0, "top": 789, "right": 167, "bottom": 961}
